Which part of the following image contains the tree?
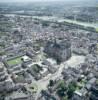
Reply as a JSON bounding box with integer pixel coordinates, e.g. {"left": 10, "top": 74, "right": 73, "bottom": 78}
{"left": 57, "top": 80, "right": 67, "bottom": 97}
{"left": 49, "top": 80, "right": 54, "bottom": 87}
{"left": 57, "top": 80, "right": 66, "bottom": 89}
{"left": 62, "top": 96, "right": 68, "bottom": 100}
{"left": 67, "top": 81, "right": 76, "bottom": 98}
{"left": 57, "top": 88, "right": 66, "bottom": 97}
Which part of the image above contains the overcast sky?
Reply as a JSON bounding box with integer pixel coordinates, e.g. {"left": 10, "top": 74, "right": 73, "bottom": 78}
{"left": 0, "top": 0, "right": 97, "bottom": 3}
{"left": 0, "top": 0, "right": 88, "bottom": 2}
{"left": 1, "top": 0, "right": 61, "bottom": 2}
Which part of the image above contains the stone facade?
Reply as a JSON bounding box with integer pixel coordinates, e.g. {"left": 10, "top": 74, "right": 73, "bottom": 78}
{"left": 44, "top": 39, "right": 71, "bottom": 62}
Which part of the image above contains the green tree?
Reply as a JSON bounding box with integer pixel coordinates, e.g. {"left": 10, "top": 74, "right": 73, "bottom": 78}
{"left": 49, "top": 80, "right": 54, "bottom": 87}
{"left": 62, "top": 96, "right": 68, "bottom": 100}
{"left": 57, "top": 80, "right": 67, "bottom": 97}
{"left": 67, "top": 81, "right": 76, "bottom": 98}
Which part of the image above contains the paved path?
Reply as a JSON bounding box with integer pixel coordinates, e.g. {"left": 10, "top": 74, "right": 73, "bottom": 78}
{"left": 34, "top": 55, "right": 85, "bottom": 99}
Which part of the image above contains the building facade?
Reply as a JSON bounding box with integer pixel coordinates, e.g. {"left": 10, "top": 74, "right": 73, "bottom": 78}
{"left": 44, "top": 39, "right": 71, "bottom": 62}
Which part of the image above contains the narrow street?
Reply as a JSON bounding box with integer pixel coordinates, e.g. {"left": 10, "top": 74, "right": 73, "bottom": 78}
{"left": 34, "top": 55, "right": 85, "bottom": 99}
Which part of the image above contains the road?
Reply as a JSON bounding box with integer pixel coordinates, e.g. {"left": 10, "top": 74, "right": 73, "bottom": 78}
{"left": 34, "top": 55, "right": 85, "bottom": 100}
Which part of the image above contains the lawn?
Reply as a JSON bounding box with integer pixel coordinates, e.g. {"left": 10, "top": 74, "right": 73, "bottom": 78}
{"left": 96, "top": 28, "right": 98, "bottom": 32}
{"left": 0, "top": 32, "right": 6, "bottom": 37}
{"left": 27, "top": 83, "right": 38, "bottom": 93}
{"left": 7, "top": 57, "right": 22, "bottom": 66}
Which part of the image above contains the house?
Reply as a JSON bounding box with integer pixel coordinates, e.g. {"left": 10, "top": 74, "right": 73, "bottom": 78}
{"left": 42, "top": 58, "right": 57, "bottom": 73}
{"left": 90, "top": 81, "right": 98, "bottom": 100}
{"left": 38, "top": 90, "right": 57, "bottom": 100}
{"left": 5, "top": 91, "right": 33, "bottom": 100}
{"left": 72, "top": 88, "right": 88, "bottom": 100}
{"left": 0, "top": 80, "right": 14, "bottom": 92}
{"left": 42, "top": 58, "right": 57, "bottom": 66}
{"left": 40, "top": 67, "right": 49, "bottom": 77}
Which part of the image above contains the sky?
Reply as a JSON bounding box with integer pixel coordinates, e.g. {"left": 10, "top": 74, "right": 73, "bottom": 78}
{"left": 0, "top": 0, "right": 87, "bottom": 2}
{"left": 0, "top": 0, "right": 60, "bottom": 2}
{"left": 0, "top": 0, "right": 97, "bottom": 3}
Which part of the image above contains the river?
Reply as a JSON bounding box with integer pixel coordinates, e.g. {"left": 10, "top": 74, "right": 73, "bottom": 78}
{"left": 4, "top": 14, "right": 98, "bottom": 29}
